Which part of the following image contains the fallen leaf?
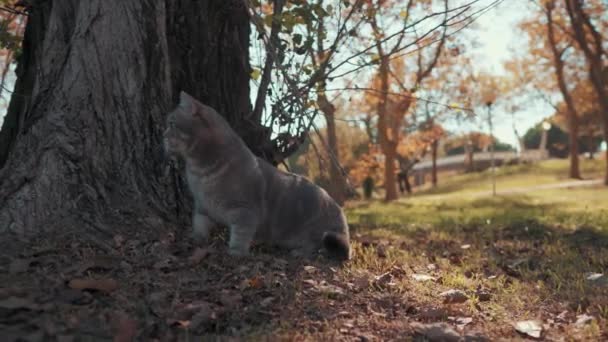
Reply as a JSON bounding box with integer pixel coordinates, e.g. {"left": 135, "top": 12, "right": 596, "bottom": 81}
{"left": 475, "top": 287, "right": 491, "bottom": 302}
{"left": 171, "top": 320, "right": 190, "bottom": 329}
{"left": 514, "top": 320, "right": 542, "bottom": 339}
{"left": 411, "top": 322, "right": 460, "bottom": 342}
{"left": 113, "top": 235, "right": 125, "bottom": 247}
{"left": 426, "top": 263, "right": 437, "bottom": 271}
{"left": 351, "top": 274, "right": 370, "bottom": 291}
{"left": 389, "top": 265, "right": 407, "bottom": 278}
{"left": 303, "top": 265, "right": 316, "bottom": 273}
{"left": 585, "top": 273, "right": 603, "bottom": 281}
{"left": 555, "top": 310, "right": 569, "bottom": 323}
{"left": 302, "top": 279, "right": 318, "bottom": 287}
{"left": 9, "top": 258, "right": 32, "bottom": 274}
{"left": 412, "top": 274, "right": 436, "bottom": 282}
{"left": 376, "top": 244, "right": 387, "bottom": 258}
{"left": 316, "top": 283, "right": 346, "bottom": 298}
{"left": 159, "top": 232, "right": 176, "bottom": 245}
{"left": 574, "top": 314, "right": 594, "bottom": 327}
{"left": 260, "top": 297, "right": 274, "bottom": 307}
{"left": 173, "top": 301, "right": 214, "bottom": 316}
{"left": 68, "top": 278, "right": 119, "bottom": 293}
{"left": 79, "top": 256, "right": 120, "bottom": 273}
{"left": 373, "top": 272, "right": 394, "bottom": 288}
{"left": 440, "top": 289, "right": 468, "bottom": 304}
{"left": 453, "top": 316, "right": 473, "bottom": 330}
{"left": 418, "top": 307, "right": 448, "bottom": 321}
{"left": 448, "top": 253, "right": 462, "bottom": 265}
{"left": 189, "top": 247, "right": 211, "bottom": 265}
{"left": 247, "top": 275, "right": 265, "bottom": 289}
{"left": 113, "top": 313, "right": 137, "bottom": 342}
{"left": 585, "top": 273, "right": 607, "bottom": 287}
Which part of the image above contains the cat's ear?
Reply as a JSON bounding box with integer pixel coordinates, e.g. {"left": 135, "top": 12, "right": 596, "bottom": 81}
{"left": 179, "top": 91, "right": 196, "bottom": 116}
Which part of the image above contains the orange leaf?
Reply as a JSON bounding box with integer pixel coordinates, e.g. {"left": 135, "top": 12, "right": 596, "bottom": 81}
{"left": 68, "top": 278, "right": 119, "bottom": 293}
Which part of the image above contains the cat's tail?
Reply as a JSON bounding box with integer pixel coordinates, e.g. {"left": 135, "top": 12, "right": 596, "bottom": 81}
{"left": 322, "top": 231, "right": 351, "bottom": 261}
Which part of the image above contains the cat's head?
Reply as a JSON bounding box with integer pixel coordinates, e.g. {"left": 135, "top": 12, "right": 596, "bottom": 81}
{"left": 163, "top": 91, "right": 228, "bottom": 159}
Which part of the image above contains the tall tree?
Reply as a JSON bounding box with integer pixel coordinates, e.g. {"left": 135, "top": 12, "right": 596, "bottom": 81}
{"left": 361, "top": 0, "right": 448, "bottom": 201}
{"left": 564, "top": 0, "right": 608, "bottom": 184}
{"left": 544, "top": 0, "right": 581, "bottom": 178}
{"left": 0, "top": 1, "right": 265, "bottom": 234}
{"left": 514, "top": 0, "right": 585, "bottom": 178}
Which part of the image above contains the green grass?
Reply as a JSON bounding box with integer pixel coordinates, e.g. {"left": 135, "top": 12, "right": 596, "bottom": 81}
{"left": 415, "top": 158, "right": 604, "bottom": 196}
{"left": 342, "top": 159, "right": 608, "bottom": 339}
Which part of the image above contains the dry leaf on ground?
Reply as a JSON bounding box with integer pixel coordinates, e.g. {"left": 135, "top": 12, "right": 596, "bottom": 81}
{"left": 412, "top": 322, "right": 461, "bottom": 342}
{"left": 189, "top": 247, "right": 211, "bottom": 265}
{"left": 440, "top": 289, "right": 468, "bottom": 304}
{"left": 514, "top": 320, "right": 542, "bottom": 339}
{"left": 68, "top": 278, "right": 119, "bottom": 293}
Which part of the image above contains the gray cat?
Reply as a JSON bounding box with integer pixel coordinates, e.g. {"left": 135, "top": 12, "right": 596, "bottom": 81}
{"left": 163, "top": 91, "right": 351, "bottom": 260}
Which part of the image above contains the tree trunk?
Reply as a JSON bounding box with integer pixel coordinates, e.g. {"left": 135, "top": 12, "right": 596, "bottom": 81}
{"left": 545, "top": 1, "right": 581, "bottom": 179}
{"left": 604, "top": 121, "right": 608, "bottom": 186}
{"left": 384, "top": 143, "right": 398, "bottom": 201}
{"left": 318, "top": 94, "right": 345, "bottom": 206}
{"left": 375, "top": 55, "right": 398, "bottom": 201}
{"left": 586, "top": 133, "right": 594, "bottom": 159}
{"left": 431, "top": 139, "right": 438, "bottom": 187}
{"left": 465, "top": 139, "right": 474, "bottom": 172}
{"left": 567, "top": 115, "right": 581, "bottom": 179}
{"left": 403, "top": 170, "right": 412, "bottom": 194}
{"left": 564, "top": 0, "right": 608, "bottom": 184}
{"left": 0, "top": 0, "right": 256, "bottom": 235}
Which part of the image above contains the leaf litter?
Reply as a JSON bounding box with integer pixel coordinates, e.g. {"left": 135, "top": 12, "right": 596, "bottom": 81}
{"left": 0, "top": 228, "right": 604, "bottom": 340}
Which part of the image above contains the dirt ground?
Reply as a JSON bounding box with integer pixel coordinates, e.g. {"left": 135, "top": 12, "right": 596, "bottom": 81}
{"left": 1, "top": 222, "right": 606, "bottom": 341}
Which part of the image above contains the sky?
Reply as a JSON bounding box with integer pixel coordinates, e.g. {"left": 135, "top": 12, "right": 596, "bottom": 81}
{"left": 460, "top": 0, "right": 551, "bottom": 148}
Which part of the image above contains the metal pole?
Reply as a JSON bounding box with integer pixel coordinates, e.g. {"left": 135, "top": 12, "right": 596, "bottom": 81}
{"left": 488, "top": 104, "right": 496, "bottom": 196}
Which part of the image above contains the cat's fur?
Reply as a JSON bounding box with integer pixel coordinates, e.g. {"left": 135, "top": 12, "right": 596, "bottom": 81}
{"left": 163, "top": 91, "right": 351, "bottom": 260}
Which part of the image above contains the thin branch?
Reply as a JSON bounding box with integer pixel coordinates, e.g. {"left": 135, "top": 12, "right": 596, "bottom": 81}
{"left": 321, "top": 86, "right": 475, "bottom": 114}
{"left": 251, "top": 0, "right": 284, "bottom": 121}
{"left": 0, "top": 6, "right": 28, "bottom": 16}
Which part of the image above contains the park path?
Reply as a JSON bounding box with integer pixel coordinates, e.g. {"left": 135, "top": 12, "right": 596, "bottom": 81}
{"left": 491, "top": 178, "right": 603, "bottom": 195}
{"left": 418, "top": 178, "right": 604, "bottom": 200}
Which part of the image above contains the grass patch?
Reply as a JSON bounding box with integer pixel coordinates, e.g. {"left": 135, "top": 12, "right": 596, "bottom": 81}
{"left": 415, "top": 158, "right": 604, "bottom": 196}
{"left": 341, "top": 161, "right": 608, "bottom": 339}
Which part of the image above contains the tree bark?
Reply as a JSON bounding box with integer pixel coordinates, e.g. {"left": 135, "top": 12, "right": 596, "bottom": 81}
{"left": 564, "top": 0, "right": 608, "bottom": 184}
{"left": 375, "top": 55, "right": 399, "bottom": 201}
{"left": 431, "top": 139, "right": 438, "bottom": 187}
{"left": 604, "top": 120, "right": 608, "bottom": 185}
{"left": 317, "top": 94, "right": 345, "bottom": 206}
{"left": 586, "top": 132, "right": 594, "bottom": 159}
{"left": 545, "top": 1, "right": 581, "bottom": 179}
{"left": 465, "top": 138, "right": 475, "bottom": 172}
{"left": 383, "top": 143, "right": 398, "bottom": 200}
{"left": 0, "top": 0, "right": 256, "bottom": 235}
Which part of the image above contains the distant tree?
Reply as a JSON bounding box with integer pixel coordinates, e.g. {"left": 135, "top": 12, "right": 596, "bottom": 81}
{"left": 564, "top": 0, "right": 608, "bottom": 184}
{"left": 443, "top": 132, "right": 508, "bottom": 156}
{"left": 514, "top": 0, "right": 586, "bottom": 178}
{"left": 523, "top": 122, "right": 569, "bottom": 158}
